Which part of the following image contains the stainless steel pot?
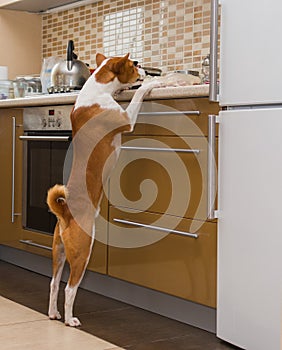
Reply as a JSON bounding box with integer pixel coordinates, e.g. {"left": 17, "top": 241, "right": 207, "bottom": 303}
{"left": 50, "top": 40, "right": 90, "bottom": 92}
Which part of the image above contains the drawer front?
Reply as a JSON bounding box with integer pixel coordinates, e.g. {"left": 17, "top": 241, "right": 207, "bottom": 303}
{"left": 108, "top": 207, "right": 217, "bottom": 307}
{"left": 109, "top": 135, "right": 216, "bottom": 221}
{"left": 120, "top": 98, "right": 219, "bottom": 137}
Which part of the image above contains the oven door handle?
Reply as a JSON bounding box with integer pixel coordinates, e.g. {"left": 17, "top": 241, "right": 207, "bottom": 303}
{"left": 19, "top": 135, "right": 72, "bottom": 142}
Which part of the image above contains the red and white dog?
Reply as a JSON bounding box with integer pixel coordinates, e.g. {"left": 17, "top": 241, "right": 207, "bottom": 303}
{"left": 47, "top": 53, "right": 159, "bottom": 326}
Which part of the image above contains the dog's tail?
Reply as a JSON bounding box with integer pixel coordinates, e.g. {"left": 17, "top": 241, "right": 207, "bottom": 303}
{"left": 47, "top": 185, "right": 69, "bottom": 225}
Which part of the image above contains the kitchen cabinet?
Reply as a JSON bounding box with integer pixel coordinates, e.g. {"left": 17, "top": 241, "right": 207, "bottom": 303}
{"left": 0, "top": 109, "right": 23, "bottom": 248}
{"left": 108, "top": 98, "right": 219, "bottom": 306}
{"left": 0, "top": 10, "right": 41, "bottom": 79}
{"left": 0, "top": 109, "right": 55, "bottom": 257}
{"left": 0, "top": 0, "right": 85, "bottom": 13}
{"left": 110, "top": 135, "right": 210, "bottom": 221}
{"left": 108, "top": 207, "right": 217, "bottom": 307}
{"left": 0, "top": 107, "right": 107, "bottom": 274}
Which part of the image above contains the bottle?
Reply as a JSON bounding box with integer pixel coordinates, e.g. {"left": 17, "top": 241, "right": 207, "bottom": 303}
{"left": 201, "top": 54, "right": 210, "bottom": 84}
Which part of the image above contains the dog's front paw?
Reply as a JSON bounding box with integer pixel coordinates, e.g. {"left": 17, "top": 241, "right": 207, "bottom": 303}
{"left": 142, "top": 80, "right": 164, "bottom": 92}
{"left": 49, "top": 311, "right": 62, "bottom": 320}
{"left": 65, "top": 317, "right": 81, "bottom": 327}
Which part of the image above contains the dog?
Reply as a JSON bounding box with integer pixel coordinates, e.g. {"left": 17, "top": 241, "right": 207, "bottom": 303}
{"left": 47, "top": 53, "right": 159, "bottom": 326}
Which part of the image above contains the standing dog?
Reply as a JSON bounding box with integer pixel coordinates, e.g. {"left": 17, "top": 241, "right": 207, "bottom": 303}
{"left": 47, "top": 53, "right": 159, "bottom": 326}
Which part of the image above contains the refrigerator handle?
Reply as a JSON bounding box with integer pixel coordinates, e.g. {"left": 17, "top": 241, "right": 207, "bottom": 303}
{"left": 207, "top": 115, "right": 217, "bottom": 219}
{"left": 209, "top": 0, "right": 219, "bottom": 102}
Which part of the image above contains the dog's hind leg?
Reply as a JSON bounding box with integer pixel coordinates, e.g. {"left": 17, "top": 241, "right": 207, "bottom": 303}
{"left": 63, "top": 229, "right": 93, "bottom": 327}
{"left": 64, "top": 258, "right": 88, "bottom": 327}
{"left": 48, "top": 223, "right": 66, "bottom": 320}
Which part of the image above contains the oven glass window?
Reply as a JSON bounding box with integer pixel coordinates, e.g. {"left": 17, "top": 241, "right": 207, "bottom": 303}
{"left": 25, "top": 132, "right": 72, "bottom": 234}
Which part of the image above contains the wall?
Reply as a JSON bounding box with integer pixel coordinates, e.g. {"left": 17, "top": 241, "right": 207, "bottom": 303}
{"left": 42, "top": 0, "right": 212, "bottom": 74}
{"left": 0, "top": 9, "right": 42, "bottom": 79}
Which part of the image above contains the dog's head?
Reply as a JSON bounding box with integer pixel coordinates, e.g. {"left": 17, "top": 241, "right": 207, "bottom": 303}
{"left": 94, "top": 53, "right": 144, "bottom": 85}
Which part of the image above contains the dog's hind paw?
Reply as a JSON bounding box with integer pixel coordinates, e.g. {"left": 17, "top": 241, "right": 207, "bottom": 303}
{"left": 65, "top": 317, "right": 81, "bottom": 327}
{"left": 49, "top": 311, "right": 62, "bottom": 320}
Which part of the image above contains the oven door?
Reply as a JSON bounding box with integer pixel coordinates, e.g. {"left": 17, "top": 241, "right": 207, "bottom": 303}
{"left": 21, "top": 131, "right": 72, "bottom": 235}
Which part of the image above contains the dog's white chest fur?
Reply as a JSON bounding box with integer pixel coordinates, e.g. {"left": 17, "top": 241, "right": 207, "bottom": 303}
{"left": 75, "top": 77, "right": 123, "bottom": 111}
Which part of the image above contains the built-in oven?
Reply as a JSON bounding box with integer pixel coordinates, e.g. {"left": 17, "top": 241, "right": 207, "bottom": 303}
{"left": 20, "top": 105, "right": 73, "bottom": 235}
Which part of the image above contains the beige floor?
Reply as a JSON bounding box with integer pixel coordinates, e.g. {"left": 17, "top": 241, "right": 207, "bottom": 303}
{"left": 0, "top": 296, "right": 124, "bottom": 350}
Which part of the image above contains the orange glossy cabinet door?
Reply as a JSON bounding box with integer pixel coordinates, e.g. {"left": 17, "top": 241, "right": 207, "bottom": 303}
{"left": 120, "top": 98, "right": 220, "bottom": 137}
{"left": 109, "top": 135, "right": 214, "bottom": 221}
{"left": 0, "top": 109, "right": 23, "bottom": 248}
{"left": 108, "top": 206, "right": 217, "bottom": 307}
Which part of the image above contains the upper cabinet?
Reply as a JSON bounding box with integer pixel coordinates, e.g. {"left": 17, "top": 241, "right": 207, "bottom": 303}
{"left": 0, "top": 0, "right": 95, "bottom": 13}
{"left": 0, "top": 9, "right": 42, "bottom": 78}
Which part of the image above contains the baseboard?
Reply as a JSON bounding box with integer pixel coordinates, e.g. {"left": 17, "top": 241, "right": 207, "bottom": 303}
{"left": 0, "top": 244, "right": 216, "bottom": 333}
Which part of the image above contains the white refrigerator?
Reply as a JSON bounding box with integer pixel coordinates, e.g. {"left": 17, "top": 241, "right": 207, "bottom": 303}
{"left": 210, "top": 1, "right": 282, "bottom": 349}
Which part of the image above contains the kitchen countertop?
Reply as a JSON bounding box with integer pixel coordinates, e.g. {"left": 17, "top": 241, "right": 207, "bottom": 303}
{"left": 0, "top": 84, "right": 210, "bottom": 108}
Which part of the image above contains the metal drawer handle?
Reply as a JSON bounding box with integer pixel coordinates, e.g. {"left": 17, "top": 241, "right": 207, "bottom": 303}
{"left": 19, "top": 239, "right": 52, "bottom": 251}
{"left": 19, "top": 135, "right": 71, "bottom": 142}
{"left": 120, "top": 146, "right": 200, "bottom": 154}
{"left": 138, "top": 111, "right": 201, "bottom": 116}
{"left": 113, "top": 218, "right": 198, "bottom": 239}
{"left": 11, "top": 117, "right": 21, "bottom": 223}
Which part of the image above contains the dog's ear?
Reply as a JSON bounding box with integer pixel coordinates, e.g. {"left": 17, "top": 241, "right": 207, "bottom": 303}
{"left": 112, "top": 53, "right": 130, "bottom": 73}
{"left": 96, "top": 53, "right": 107, "bottom": 67}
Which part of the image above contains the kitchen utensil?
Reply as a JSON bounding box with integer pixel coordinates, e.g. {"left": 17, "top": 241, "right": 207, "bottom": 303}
{"left": 142, "top": 67, "right": 162, "bottom": 76}
{"left": 201, "top": 54, "right": 210, "bottom": 83}
{"left": 174, "top": 70, "right": 200, "bottom": 77}
{"left": 13, "top": 79, "right": 28, "bottom": 98}
{"left": 50, "top": 40, "right": 90, "bottom": 92}
{"left": 15, "top": 76, "right": 42, "bottom": 95}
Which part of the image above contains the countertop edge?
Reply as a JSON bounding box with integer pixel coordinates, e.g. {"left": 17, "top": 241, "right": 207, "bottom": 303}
{"left": 0, "top": 85, "right": 210, "bottom": 108}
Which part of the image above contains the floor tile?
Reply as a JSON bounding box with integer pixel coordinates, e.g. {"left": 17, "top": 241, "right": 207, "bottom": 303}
{"left": 78, "top": 305, "right": 198, "bottom": 348}
{"left": 0, "top": 319, "right": 121, "bottom": 350}
{"left": 0, "top": 296, "right": 47, "bottom": 326}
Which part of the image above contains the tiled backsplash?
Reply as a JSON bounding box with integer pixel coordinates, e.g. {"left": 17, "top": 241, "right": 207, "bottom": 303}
{"left": 42, "top": 0, "right": 212, "bottom": 74}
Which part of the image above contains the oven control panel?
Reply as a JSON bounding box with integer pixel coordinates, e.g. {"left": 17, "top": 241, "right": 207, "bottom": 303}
{"left": 23, "top": 105, "right": 73, "bottom": 131}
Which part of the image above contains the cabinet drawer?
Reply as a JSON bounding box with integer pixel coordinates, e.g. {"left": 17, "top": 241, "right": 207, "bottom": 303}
{"left": 120, "top": 98, "right": 219, "bottom": 137}
{"left": 108, "top": 207, "right": 217, "bottom": 307}
{"left": 20, "top": 230, "right": 53, "bottom": 258}
{"left": 110, "top": 135, "right": 216, "bottom": 221}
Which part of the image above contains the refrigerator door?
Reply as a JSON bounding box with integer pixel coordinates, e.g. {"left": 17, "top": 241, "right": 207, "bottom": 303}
{"left": 219, "top": 0, "right": 282, "bottom": 106}
{"left": 217, "top": 108, "right": 282, "bottom": 350}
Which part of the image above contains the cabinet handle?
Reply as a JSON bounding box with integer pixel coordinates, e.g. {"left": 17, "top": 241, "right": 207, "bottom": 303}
{"left": 19, "top": 239, "right": 52, "bottom": 251}
{"left": 207, "top": 115, "right": 217, "bottom": 219}
{"left": 113, "top": 218, "right": 198, "bottom": 239}
{"left": 138, "top": 111, "right": 200, "bottom": 116}
{"left": 11, "top": 117, "right": 21, "bottom": 223}
{"left": 120, "top": 146, "right": 200, "bottom": 154}
{"left": 19, "top": 135, "right": 71, "bottom": 142}
{"left": 209, "top": 0, "right": 219, "bottom": 102}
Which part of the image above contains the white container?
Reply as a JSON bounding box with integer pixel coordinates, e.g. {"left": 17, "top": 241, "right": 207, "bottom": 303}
{"left": 0, "top": 80, "right": 12, "bottom": 99}
{"left": 0, "top": 66, "right": 8, "bottom": 80}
